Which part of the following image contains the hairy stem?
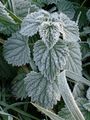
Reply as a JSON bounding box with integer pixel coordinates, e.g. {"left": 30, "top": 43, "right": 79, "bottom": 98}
{"left": 58, "top": 71, "right": 85, "bottom": 120}
{"left": 66, "top": 70, "right": 90, "bottom": 86}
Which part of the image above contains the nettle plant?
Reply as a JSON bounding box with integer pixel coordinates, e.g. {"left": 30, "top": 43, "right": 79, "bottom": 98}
{"left": 0, "top": 0, "right": 90, "bottom": 120}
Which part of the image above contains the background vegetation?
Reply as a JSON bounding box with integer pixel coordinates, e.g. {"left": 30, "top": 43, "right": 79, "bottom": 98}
{"left": 0, "top": 0, "right": 90, "bottom": 120}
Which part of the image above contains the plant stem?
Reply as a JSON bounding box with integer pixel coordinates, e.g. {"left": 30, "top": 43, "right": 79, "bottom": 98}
{"left": 66, "top": 70, "right": 90, "bottom": 86}
{"left": 5, "top": 8, "right": 22, "bottom": 23}
{"left": 58, "top": 71, "right": 85, "bottom": 120}
{"left": 80, "top": 0, "right": 87, "bottom": 8}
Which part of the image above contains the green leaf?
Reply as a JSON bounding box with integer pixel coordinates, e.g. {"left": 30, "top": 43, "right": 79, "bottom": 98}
{"left": 32, "top": 103, "right": 64, "bottom": 120}
{"left": 0, "top": 58, "right": 16, "bottom": 80}
{"left": 12, "top": 0, "right": 39, "bottom": 18}
{"left": 0, "top": 102, "right": 38, "bottom": 120}
{"left": 86, "top": 9, "right": 90, "bottom": 22}
{"left": 81, "top": 43, "right": 90, "bottom": 61}
{"left": 34, "top": 40, "right": 68, "bottom": 81}
{"left": 0, "top": 1, "right": 15, "bottom": 24}
{"left": 56, "top": 0, "right": 75, "bottom": 19}
{"left": 58, "top": 106, "right": 75, "bottom": 120}
{"left": 0, "top": 46, "right": 16, "bottom": 80}
{"left": 12, "top": 73, "right": 27, "bottom": 100}
{"left": 81, "top": 27, "right": 90, "bottom": 36}
{"left": 78, "top": 7, "right": 88, "bottom": 28}
{"left": 39, "top": 21, "right": 60, "bottom": 48}
{"left": 66, "top": 42, "right": 82, "bottom": 75}
{"left": 0, "top": 22, "right": 19, "bottom": 35}
{"left": 4, "top": 32, "right": 30, "bottom": 66}
{"left": 20, "top": 10, "right": 49, "bottom": 37}
{"left": 24, "top": 71, "right": 61, "bottom": 108}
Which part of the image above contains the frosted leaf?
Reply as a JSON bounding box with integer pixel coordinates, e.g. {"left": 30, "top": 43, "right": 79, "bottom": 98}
{"left": 56, "top": 0, "right": 75, "bottom": 19}
{"left": 34, "top": 40, "right": 68, "bottom": 81}
{"left": 0, "top": 22, "right": 19, "bottom": 35}
{"left": 59, "top": 13, "right": 79, "bottom": 42}
{"left": 58, "top": 107, "right": 75, "bottom": 120}
{"left": 12, "top": 0, "right": 39, "bottom": 18}
{"left": 83, "top": 103, "right": 90, "bottom": 112}
{"left": 0, "top": 1, "right": 15, "bottom": 24}
{"left": 50, "top": 12, "right": 79, "bottom": 42}
{"left": 66, "top": 42, "right": 82, "bottom": 75}
{"left": 43, "top": 0, "right": 58, "bottom": 4}
{"left": 20, "top": 9, "right": 79, "bottom": 42}
{"left": 73, "top": 83, "right": 85, "bottom": 99}
{"left": 39, "top": 21, "right": 60, "bottom": 48}
{"left": 4, "top": 32, "right": 30, "bottom": 66}
{"left": 24, "top": 71, "right": 61, "bottom": 108}
{"left": 87, "top": 87, "right": 90, "bottom": 100}
{"left": 86, "top": 9, "right": 90, "bottom": 22}
{"left": 51, "top": 12, "right": 79, "bottom": 42}
{"left": 20, "top": 10, "right": 49, "bottom": 37}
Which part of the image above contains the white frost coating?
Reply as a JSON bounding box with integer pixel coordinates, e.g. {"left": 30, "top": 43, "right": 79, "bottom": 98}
{"left": 57, "top": 0, "right": 75, "bottom": 19}
{"left": 34, "top": 40, "right": 68, "bottom": 81}
{"left": 51, "top": 12, "right": 79, "bottom": 42}
{"left": 24, "top": 71, "right": 61, "bottom": 108}
{"left": 4, "top": 32, "right": 30, "bottom": 66}
{"left": 86, "top": 87, "right": 90, "bottom": 100}
{"left": 20, "top": 9, "right": 49, "bottom": 37}
{"left": 12, "top": 0, "right": 39, "bottom": 18}
{"left": 65, "top": 42, "right": 82, "bottom": 75}
{"left": 39, "top": 21, "right": 60, "bottom": 48}
{"left": 58, "top": 71, "right": 85, "bottom": 120}
{"left": 59, "top": 12, "right": 79, "bottom": 42}
{"left": 73, "top": 83, "right": 85, "bottom": 100}
{"left": 83, "top": 103, "right": 90, "bottom": 111}
{"left": 86, "top": 9, "right": 90, "bottom": 22}
{"left": 20, "top": 9, "right": 80, "bottom": 42}
{"left": 66, "top": 71, "right": 90, "bottom": 86}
